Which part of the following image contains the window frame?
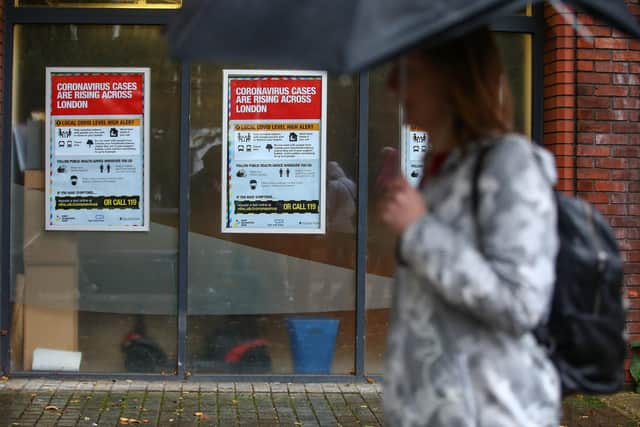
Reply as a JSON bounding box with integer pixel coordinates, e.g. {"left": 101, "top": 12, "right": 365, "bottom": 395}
{"left": 0, "top": 0, "right": 544, "bottom": 380}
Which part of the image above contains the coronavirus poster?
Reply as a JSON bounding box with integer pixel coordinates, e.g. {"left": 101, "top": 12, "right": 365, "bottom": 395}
{"left": 45, "top": 67, "right": 150, "bottom": 231}
{"left": 401, "top": 125, "right": 429, "bottom": 187}
{"left": 222, "top": 70, "right": 327, "bottom": 234}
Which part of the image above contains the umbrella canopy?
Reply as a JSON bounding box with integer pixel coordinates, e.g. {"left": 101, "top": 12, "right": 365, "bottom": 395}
{"left": 168, "top": 0, "right": 640, "bottom": 74}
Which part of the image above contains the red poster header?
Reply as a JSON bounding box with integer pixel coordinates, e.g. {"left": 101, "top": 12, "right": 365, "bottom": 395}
{"left": 229, "top": 78, "right": 322, "bottom": 120}
{"left": 51, "top": 74, "right": 144, "bottom": 116}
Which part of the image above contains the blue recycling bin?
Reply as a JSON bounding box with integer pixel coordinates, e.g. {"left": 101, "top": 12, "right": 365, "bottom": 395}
{"left": 287, "top": 318, "right": 340, "bottom": 374}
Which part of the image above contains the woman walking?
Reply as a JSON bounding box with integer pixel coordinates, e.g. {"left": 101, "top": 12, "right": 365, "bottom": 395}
{"left": 378, "top": 27, "right": 561, "bottom": 427}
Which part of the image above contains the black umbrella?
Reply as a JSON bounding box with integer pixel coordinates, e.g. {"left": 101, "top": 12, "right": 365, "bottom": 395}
{"left": 168, "top": 0, "right": 640, "bottom": 74}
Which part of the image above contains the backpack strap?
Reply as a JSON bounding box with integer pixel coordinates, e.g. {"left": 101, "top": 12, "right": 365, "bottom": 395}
{"left": 471, "top": 143, "right": 495, "bottom": 247}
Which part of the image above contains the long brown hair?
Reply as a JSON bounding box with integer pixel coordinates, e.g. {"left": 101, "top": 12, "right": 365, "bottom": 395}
{"left": 420, "top": 27, "right": 514, "bottom": 144}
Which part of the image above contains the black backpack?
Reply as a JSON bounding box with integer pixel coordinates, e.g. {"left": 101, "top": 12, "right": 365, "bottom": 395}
{"left": 472, "top": 143, "right": 627, "bottom": 395}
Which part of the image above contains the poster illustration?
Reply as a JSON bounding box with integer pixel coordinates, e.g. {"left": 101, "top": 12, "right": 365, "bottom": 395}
{"left": 45, "top": 67, "right": 150, "bottom": 231}
{"left": 222, "top": 70, "right": 327, "bottom": 234}
{"left": 401, "top": 125, "right": 429, "bottom": 187}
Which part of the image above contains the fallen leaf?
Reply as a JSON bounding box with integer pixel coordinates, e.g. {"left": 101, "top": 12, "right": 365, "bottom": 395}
{"left": 1, "top": 376, "right": 9, "bottom": 382}
{"left": 231, "top": 399, "right": 239, "bottom": 405}
{"left": 366, "top": 376, "right": 376, "bottom": 384}
{"left": 128, "top": 419, "right": 141, "bottom": 425}
{"left": 294, "top": 423, "right": 303, "bottom": 426}
{"left": 126, "top": 379, "right": 133, "bottom": 384}
{"left": 360, "top": 405, "right": 368, "bottom": 408}
{"left": 194, "top": 412, "right": 204, "bottom": 417}
{"left": 44, "top": 405, "right": 60, "bottom": 411}
{"left": 119, "top": 417, "right": 130, "bottom": 425}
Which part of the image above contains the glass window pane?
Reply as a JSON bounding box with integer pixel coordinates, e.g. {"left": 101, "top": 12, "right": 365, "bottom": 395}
{"left": 16, "top": 0, "right": 180, "bottom": 8}
{"left": 10, "top": 24, "right": 179, "bottom": 373}
{"left": 188, "top": 64, "right": 358, "bottom": 375}
{"left": 365, "top": 33, "right": 533, "bottom": 374}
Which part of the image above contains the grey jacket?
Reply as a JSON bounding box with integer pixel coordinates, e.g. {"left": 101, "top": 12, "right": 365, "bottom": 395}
{"left": 384, "top": 135, "right": 561, "bottom": 427}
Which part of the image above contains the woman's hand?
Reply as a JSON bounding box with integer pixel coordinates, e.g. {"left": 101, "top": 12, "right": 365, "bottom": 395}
{"left": 377, "top": 176, "right": 427, "bottom": 236}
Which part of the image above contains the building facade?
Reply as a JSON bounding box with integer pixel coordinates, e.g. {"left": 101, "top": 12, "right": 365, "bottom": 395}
{"left": 0, "top": 1, "right": 637, "bottom": 383}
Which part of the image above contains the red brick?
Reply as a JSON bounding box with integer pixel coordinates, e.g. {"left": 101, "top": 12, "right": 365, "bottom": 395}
{"left": 582, "top": 25, "right": 613, "bottom": 37}
{"left": 577, "top": 38, "right": 595, "bottom": 49}
{"left": 578, "top": 121, "right": 611, "bottom": 133}
{"left": 581, "top": 192, "right": 610, "bottom": 204}
{"left": 595, "top": 204, "right": 628, "bottom": 215}
{"left": 577, "top": 181, "right": 595, "bottom": 192}
{"left": 613, "top": 51, "right": 640, "bottom": 61}
{"left": 577, "top": 168, "right": 610, "bottom": 179}
{"left": 554, "top": 156, "right": 575, "bottom": 168}
{"left": 544, "top": 96, "right": 575, "bottom": 109}
{"left": 613, "top": 74, "right": 640, "bottom": 85}
{"left": 595, "top": 62, "right": 629, "bottom": 73}
{"left": 577, "top": 96, "right": 610, "bottom": 108}
{"left": 613, "top": 122, "right": 640, "bottom": 133}
{"left": 596, "top": 158, "right": 628, "bottom": 169}
{"left": 577, "top": 85, "right": 595, "bottom": 96}
{"left": 577, "top": 134, "right": 594, "bottom": 144}
{"left": 612, "top": 170, "right": 640, "bottom": 180}
{"left": 576, "top": 109, "right": 594, "bottom": 120}
{"left": 578, "top": 49, "right": 612, "bottom": 61}
{"left": 594, "top": 85, "right": 629, "bottom": 97}
{"left": 576, "top": 61, "right": 594, "bottom": 71}
{"left": 594, "top": 181, "right": 626, "bottom": 192}
{"left": 542, "top": 133, "right": 574, "bottom": 145}
{"left": 611, "top": 216, "right": 640, "bottom": 227}
{"left": 549, "top": 144, "right": 575, "bottom": 156}
{"left": 545, "top": 109, "right": 575, "bottom": 121}
{"left": 612, "top": 98, "right": 640, "bottom": 109}
{"left": 546, "top": 71, "right": 575, "bottom": 85}
{"left": 595, "top": 38, "right": 630, "bottom": 49}
{"left": 544, "top": 84, "right": 575, "bottom": 97}
{"left": 576, "top": 158, "right": 594, "bottom": 168}
{"left": 595, "top": 110, "right": 628, "bottom": 121}
{"left": 613, "top": 146, "right": 640, "bottom": 157}
{"left": 556, "top": 180, "right": 575, "bottom": 192}
{"left": 544, "top": 48, "right": 576, "bottom": 63}
{"left": 545, "top": 61, "right": 575, "bottom": 74}
{"left": 630, "top": 63, "right": 640, "bottom": 73}
{"left": 595, "top": 134, "right": 629, "bottom": 145}
{"left": 576, "top": 145, "right": 610, "bottom": 157}
{"left": 544, "top": 120, "right": 574, "bottom": 133}
{"left": 578, "top": 72, "right": 611, "bottom": 84}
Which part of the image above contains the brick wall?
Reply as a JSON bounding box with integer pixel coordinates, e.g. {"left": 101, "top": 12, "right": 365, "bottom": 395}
{"left": 544, "top": 1, "right": 640, "bottom": 380}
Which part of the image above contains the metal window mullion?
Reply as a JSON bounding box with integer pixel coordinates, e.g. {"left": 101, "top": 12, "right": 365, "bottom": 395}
{"left": 1, "top": 4, "right": 14, "bottom": 375}
{"left": 7, "top": 7, "right": 173, "bottom": 24}
{"left": 355, "top": 72, "right": 369, "bottom": 378}
{"left": 177, "top": 61, "right": 190, "bottom": 378}
{"left": 532, "top": 2, "right": 545, "bottom": 146}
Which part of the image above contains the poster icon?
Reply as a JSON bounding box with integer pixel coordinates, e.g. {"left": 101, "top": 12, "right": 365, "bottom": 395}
{"left": 58, "top": 141, "right": 65, "bottom": 148}
{"left": 289, "top": 132, "right": 298, "bottom": 142}
{"left": 57, "top": 165, "right": 66, "bottom": 173}
{"left": 70, "top": 175, "right": 78, "bottom": 186}
{"left": 250, "top": 179, "right": 257, "bottom": 190}
{"left": 266, "top": 144, "right": 273, "bottom": 152}
{"left": 110, "top": 128, "right": 118, "bottom": 137}
{"left": 86, "top": 139, "right": 94, "bottom": 147}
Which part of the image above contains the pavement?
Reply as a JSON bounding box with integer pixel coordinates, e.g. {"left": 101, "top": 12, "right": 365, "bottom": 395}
{"left": 0, "top": 379, "right": 635, "bottom": 426}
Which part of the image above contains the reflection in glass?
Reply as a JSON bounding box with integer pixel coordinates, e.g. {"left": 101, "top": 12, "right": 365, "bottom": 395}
{"left": 10, "top": 25, "right": 179, "bottom": 373}
{"left": 365, "top": 33, "right": 533, "bottom": 374}
{"left": 188, "top": 64, "right": 358, "bottom": 375}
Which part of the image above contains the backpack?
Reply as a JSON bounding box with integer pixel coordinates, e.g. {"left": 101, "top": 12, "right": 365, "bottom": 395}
{"left": 472, "top": 143, "right": 627, "bottom": 395}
